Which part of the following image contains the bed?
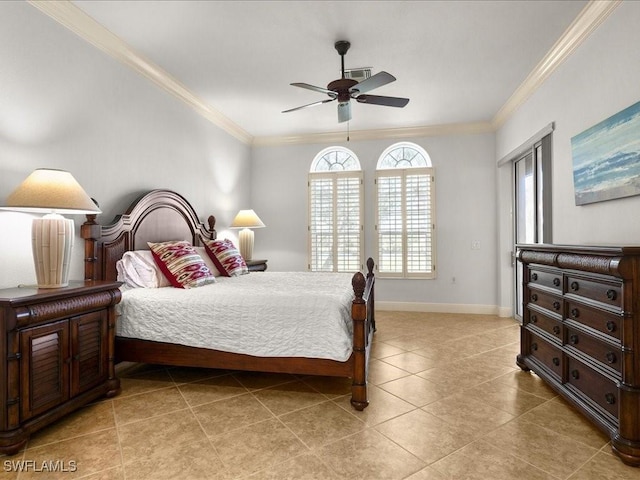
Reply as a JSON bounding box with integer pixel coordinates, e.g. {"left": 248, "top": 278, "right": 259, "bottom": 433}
{"left": 81, "top": 189, "right": 375, "bottom": 410}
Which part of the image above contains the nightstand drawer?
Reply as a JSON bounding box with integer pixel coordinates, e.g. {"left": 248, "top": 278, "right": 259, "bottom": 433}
{"left": 246, "top": 259, "right": 268, "bottom": 272}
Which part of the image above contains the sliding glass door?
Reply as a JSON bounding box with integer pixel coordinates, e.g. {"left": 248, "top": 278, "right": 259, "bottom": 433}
{"left": 513, "top": 136, "right": 551, "bottom": 321}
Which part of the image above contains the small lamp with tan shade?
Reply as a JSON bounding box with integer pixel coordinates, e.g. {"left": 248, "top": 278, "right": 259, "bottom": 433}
{"left": 229, "top": 209, "right": 265, "bottom": 261}
{"left": 2, "top": 168, "right": 101, "bottom": 288}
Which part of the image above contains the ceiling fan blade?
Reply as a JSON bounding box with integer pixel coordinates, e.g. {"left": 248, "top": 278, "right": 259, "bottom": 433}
{"left": 290, "top": 82, "right": 337, "bottom": 97}
{"left": 355, "top": 94, "right": 409, "bottom": 108}
{"left": 282, "top": 98, "right": 336, "bottom": 113}
{"left": 337, "top": 101, "right": 352, "bottom": 123}
{"left": 350, "top": 71, "right": 396, "bottom": 95}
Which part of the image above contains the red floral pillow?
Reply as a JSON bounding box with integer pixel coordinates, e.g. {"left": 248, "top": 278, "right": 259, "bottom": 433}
{"left": 202, "top": 239, "right": 248, "bottom": 277}
{"left": 147, "top": 241, "right": 216, "bottom": 288}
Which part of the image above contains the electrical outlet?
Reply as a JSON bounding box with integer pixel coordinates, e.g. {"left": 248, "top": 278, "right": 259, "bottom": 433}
{"left": 471, "top": 240, "right": 481, "bottom": 250}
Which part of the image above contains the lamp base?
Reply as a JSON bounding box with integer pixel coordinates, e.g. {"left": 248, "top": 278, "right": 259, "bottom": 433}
{"left": 238, "top": 228, "right": 254, "bottom": 261}
{"left": 32, "top": 214, "right": 74, "bottom": 288}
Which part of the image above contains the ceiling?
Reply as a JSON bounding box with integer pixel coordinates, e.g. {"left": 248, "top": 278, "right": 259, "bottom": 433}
{"left": 51, "top": 1, "right": 592, "bottom": 142}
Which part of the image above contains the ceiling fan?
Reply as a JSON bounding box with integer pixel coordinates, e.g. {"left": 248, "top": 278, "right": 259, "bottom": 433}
{"left": 282, "top": 40, "right": 410, "bottom": 123}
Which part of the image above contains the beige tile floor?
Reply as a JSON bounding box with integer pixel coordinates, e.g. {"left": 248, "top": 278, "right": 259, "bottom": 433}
{"left": 2, "top": 311, "right": 639, "bottom": 479}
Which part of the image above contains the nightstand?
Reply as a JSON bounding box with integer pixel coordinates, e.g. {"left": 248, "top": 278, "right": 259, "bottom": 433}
{"left": 0, "top": 280, "right": 122, "bottom": 454}
{"left": 246, "top": 259, "right": 268, "bottom": 272}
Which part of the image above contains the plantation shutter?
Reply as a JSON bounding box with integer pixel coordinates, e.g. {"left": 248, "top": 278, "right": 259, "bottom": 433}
{"left": 336, "top": 176, "right": 362, "bottom": 272}
{"left": 376, "top": 167, "right": 435, "bottom": 278}
{"left": 406, "top": 171, "right": 433, "bottom": 274}
{"left": 309, "top": 177, "right": 334, "bottom": 271}
{"left": 309, "top": 173, "right": 362, "bottom": 272}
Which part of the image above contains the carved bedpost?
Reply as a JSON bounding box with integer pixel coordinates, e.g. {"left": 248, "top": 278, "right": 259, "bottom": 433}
{"left": 81, "top": 214, "right": 100, "bottom": 281}
{"left": 207, "top": 215, "right": 217, "bottom": 240}
{"left": 366, "top": 257, "right": 376, "bottom": 332}
{"left": 351, "top": 271, "right": 369, "bottom": 411}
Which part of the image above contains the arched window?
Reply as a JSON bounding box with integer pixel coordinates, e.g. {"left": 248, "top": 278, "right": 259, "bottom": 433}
{"left": 376, "top": 142, "right": 436, "bottom": 278}
{"left": 308, "top": 147, "right": 363, "bottom": 272}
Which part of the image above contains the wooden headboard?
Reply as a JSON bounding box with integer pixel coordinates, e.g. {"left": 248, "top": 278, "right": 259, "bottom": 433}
{"left": 81, "top": 190, "right": 216, "bottom": 281}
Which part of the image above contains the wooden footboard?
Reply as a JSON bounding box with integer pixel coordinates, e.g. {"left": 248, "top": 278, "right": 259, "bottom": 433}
{"left": 82, "top": 189, "right": 376, "bottom": 410}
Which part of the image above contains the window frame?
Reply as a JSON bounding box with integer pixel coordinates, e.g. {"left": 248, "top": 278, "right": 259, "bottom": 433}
{"left": 375, "top": 142, "right": 436, "bottom": 279}
{"left": 308, "top": 147, "right": 363, "bottom": 273}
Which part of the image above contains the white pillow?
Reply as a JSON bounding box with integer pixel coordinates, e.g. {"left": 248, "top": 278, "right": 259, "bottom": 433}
{"left": 116, "top": 250, "right": 171, "bottom": 288}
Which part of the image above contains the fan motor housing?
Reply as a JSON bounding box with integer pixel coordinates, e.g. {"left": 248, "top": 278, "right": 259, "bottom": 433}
{"left": 328, "top": 78, "right": 358, "bottom": 102}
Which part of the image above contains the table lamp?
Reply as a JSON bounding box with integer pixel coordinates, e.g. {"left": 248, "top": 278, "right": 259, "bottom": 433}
{"left": 3, "top": 168, "right": 101, "bottom": 288}
{"left": 230, "top": 209, "right": 265, "bottom": 261}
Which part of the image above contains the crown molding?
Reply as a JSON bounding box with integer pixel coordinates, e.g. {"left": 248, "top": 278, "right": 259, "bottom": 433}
{"left": 252, "top": 121, "right": 495, "bottom": 147}
{"left": 28, "top": 0, "right": 254, "bottom": 145}
{"left": 491, "top": 0, "right": 621, "bottom": 128}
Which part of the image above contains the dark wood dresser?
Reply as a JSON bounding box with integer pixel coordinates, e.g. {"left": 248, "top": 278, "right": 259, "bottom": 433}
{"left": 0, "top": 280, "right": 121, "bottom": 454}
{"left": 516, "top": 244, "right": 640, "bottom": 466}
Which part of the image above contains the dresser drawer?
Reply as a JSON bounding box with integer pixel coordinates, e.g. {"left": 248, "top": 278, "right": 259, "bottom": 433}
{"left": 528, "top": 289, "right": 563, "bottom": 316}
{"left": 566, "top": 274, "right": 622, "bottom": 309}
{"left": 566, "top": 356, "right": 618, "bottom": 419}
{"left": 529, "top": 333, "right": 563, "bottom": 381}
{"left": 529, "top": 268, "right": 562, "bottom": 292}
{"left": 565, "top": 327, "right": 622, "bottom": 375}
{"left": 565, "top": 300, "right": 621, "bottom": 342}
{"left": 527, "top": 308, "right": 563, "bottom": 341}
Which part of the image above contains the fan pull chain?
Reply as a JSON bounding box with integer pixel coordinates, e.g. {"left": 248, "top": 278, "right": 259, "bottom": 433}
{"left": 347, "top": 121, "right": 350, "bottom": 142}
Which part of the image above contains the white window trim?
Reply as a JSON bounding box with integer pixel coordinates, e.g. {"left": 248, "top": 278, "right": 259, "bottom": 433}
{"left": 375, "top": 141, "right": 435, "bottom": 280}
{"left": 307, "top": 147, "right": 365, "bottom": 272}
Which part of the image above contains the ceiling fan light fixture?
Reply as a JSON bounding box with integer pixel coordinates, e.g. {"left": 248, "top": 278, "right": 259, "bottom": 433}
{"left": 338, "top": 101, "right": 351, "bottom": 123}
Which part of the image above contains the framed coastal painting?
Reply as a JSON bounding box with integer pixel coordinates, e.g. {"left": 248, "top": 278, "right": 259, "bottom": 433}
{"left": 571, "top": 101, "right": 640, "bottom": 205}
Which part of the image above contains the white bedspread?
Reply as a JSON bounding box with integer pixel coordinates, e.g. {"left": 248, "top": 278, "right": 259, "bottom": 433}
{"left": 116, "top": 272, "right": 356, "bottom": 362}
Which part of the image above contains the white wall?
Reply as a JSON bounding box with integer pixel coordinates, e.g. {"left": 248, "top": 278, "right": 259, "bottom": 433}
{"left": 7, "top": 2, "right": 635, "bottom": 315}
{"left": 252, "top": 132, "right": 499, "bottom": 311}
{"left": 496, "top": 1, "right": 640, "bottom": 314}
{"left": 0, "top": 2, "right": 251, "bottom": 289}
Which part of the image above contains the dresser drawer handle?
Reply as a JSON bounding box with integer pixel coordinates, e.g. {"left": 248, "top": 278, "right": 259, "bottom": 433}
{"left": 553, "top": 278, "right": 561, "bottom": 287}
{"left": 552, "top": 357, "right": 560, "bottom": 366}
{"left": 530, "top": 315, "right": 538, "bottom": 324}
{"left": 531, "top": 343, "right": 538, "bottom": 351}
{"left": 531, "top": 294, "right": 538, "bottom": 302}
{"left": 571, "top": 369, "right": 580, "bottom": 380}
{"left": 569, "top": 334, "right": 579, "bottom": 345}
{"left": 570, "top": 281, "right": 579, "bottom": 291}
{"left": 553, "top": 326, "right": 561, "bottom": 335}
{"left": 570, "top": 308, "right": 579, "bottom": 318}
{"left": 606, "top": 321, "right": 616, "bottom": 333}
{"left": 606, "top": 351, "right": 617, "bottom": 364}
{"left": 606, "top": 289, "right": 617, "bottom": 301}
{"left": 531, "top": 273, "right": 538, "bottom": 281}
{"left": 605, "top": 393, "right": 616, "bottom": 405}
{"left": 553, "top": 301, "right": 561, "bottom": 310}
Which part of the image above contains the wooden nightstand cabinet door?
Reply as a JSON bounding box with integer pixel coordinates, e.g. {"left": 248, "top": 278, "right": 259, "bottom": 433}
{"left": 70, "top": 311, "right": 108, "bottom": 396}
{"left": 19, "top": 320, "right": 70, "bottom": 421}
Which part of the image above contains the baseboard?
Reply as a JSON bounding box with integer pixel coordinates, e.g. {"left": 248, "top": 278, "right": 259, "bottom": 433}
{"left": 377, "top": 301, "right": 513, "bottom": 318}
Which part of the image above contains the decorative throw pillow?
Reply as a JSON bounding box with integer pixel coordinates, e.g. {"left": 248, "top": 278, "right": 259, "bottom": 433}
{"left": 202, "top": 239, "right": 248, "bottom": 277}
{"left": 147, "top": 241, "right": 216, "bottom": 288}
{"left": 193, "top": 246, "right": 221, "bottom": 277}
